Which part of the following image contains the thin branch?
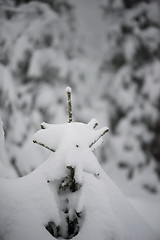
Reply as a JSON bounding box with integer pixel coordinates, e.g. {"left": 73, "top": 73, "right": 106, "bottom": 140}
{"left": 93, "top": 122, "right": 98, "bottom": 129}
{"left": 41, "top": 122, "right": 51, "bottom": 129}
{"left": 66, "top": 87, "right": 72, "bottom": 123}
{"left": 33, "top": 140, "right": 55, "bottom": 152}
{"left": 88, "top": 119, "right": 98, "bottom": 129}
{"left": 89, "top": 128, "right": 109, "bottom": 148}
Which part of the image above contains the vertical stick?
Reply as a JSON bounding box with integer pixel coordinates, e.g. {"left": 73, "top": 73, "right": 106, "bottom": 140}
{"left": 66, "top": 87, "right": 72, "bottom": 123}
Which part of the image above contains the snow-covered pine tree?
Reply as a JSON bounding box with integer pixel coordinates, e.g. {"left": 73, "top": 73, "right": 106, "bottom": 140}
{"left": 0, "top": 87, "right": 158, "bottom": 240}
{"left": 32, "top": 87, "right": 109, "bottom": 239}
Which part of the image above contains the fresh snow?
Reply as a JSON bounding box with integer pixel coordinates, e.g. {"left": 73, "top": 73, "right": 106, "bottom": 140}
{"left": 0, "top": 120, "right": 158, "bottom": 240}
{"left": 0, "top": 174, "right": 59, "bottom": 240}
{"left": 66, "top": 86, "right": 72, "bottom": 93}
{"left": 129, "top": 197, "right": 160, "bottom": 236}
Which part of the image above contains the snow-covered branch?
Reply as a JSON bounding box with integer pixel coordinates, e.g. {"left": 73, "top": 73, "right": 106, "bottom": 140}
{"left": 88, "top": 118, "right": 98, "bottom": 129}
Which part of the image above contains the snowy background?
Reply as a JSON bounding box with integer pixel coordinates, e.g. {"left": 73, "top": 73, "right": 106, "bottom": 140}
{"left": 0, "top": 0, "right": 160, "bottom": 236}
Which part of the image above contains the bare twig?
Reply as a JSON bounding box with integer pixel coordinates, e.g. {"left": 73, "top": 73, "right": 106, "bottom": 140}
{"left": 89, "top": 128, "right": 109, "bottom": 148}
{"left": 66, "top": 87, "right": 72, "bottom": 123}
{"left": 33, "top": 140, "right": 55, "bottom": 152}
{"left": 93, "top": 122, "right": 98, "bottom": 129}
{"left": 88, "top": 119, "right": 98, "bottom": 129}
{"left": 41, "top": 122, "right": 51, "bottom": 129}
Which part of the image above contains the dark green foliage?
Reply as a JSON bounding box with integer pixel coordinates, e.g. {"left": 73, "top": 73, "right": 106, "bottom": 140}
{"left": 118, "top": 162, "right": 134, "bottom": 180}
{"left": 133, "top": 43, "right": 153, "bottom": 69}
{"left": 16, "top": 49, "right": 32, "bottom": 81}
{"left": 131, "top": 75, "right": 144, "bottom": 91}
{"left": 123, "top": 0, "right": 151, "bottom": 9}
{"left": 59, "top": 166, "right": 82, "bottom": 193}
{"left": 46, "top": 222, "right": 60, "bottom": 238}
{"left": 121, "top": 24, "right": 133, "bottom": 34}
{"left": 143, "top": 183, "right": 157, "bottom": 194}
{"left": 10, "top": 157, "right": 23, "bottom": 177}
{"left": 46, "top": 166, "right": 83, "bottom": 239}
{"left": 110, "top": 108, "right": 126, "bottom": 134}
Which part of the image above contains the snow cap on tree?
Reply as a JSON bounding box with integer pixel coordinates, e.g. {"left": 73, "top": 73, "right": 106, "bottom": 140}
{"left": 33, "top": 87, "right": 109, "bottom": 180}
{"left": 33, "top": 87, "right": 109, "bottom": 152}
{"left": 33, "top": 87, "right": 109, "bottom": 153}
{"left": 33, "top": 122, "right": 109, "bottom": 152}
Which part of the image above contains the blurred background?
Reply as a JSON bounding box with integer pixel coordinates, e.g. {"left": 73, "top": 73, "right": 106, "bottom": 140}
{"left": 0, "top": 0, "right": 160, "bottom": 233}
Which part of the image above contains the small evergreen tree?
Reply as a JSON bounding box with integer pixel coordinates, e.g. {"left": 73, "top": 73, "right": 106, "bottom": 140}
{"left": 33, "top": 87, "right": 109, "bottom": 239}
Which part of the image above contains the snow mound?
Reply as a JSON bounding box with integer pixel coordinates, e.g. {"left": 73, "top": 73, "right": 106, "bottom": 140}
{"left": 0, "top": 120, "right": 158, "bottom": 240}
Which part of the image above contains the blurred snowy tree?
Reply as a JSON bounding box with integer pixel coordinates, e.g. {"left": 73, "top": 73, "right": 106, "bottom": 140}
{"left": 0, "top": 0, "right": 77, "bottom": 176}
{"left": 100, "top": 0, "right": 160, "bottom": 195}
